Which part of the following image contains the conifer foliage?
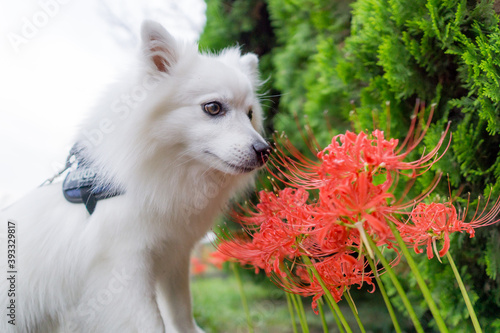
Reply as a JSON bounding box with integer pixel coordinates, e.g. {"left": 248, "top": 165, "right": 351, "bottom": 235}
{"left": 200, "top": 0, "right": 500, "bottom": 330}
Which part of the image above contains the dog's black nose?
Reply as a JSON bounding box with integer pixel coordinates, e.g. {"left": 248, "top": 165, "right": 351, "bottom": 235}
{"left": 253, "top": 141, "right": 271, "bottom": 165}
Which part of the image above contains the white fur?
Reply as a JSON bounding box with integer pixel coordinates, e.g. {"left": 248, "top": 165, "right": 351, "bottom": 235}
{"left": 0, "top": 20, "right": 267, "bottom": 333}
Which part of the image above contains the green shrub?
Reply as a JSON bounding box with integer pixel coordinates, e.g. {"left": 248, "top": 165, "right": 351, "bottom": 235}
{"left": 199, "top": 0, "right": 500, "bottom": 330}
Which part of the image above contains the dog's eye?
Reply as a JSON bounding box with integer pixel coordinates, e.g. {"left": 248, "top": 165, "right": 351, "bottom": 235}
{"left": 248, "top": 109, "right": 253, "bottom": 121}
{"left": 203, "top": 102, "right": 222, "bottom": 115}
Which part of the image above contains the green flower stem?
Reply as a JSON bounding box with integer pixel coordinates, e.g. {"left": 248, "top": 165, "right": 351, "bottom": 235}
{"left": 366, "top": 255, "right": 402, "bottom": 333}
{"left": 231, "top": 263, "right": 253, "bottom": 333}
{"left": 345, "top": 291, "right": 366, "bottom": 333}
{"left": 289, "top": 291, "right": 309, "bottom": 333}
{"left": 280, "top": 263, "right": 309, "bottom": 333}
{"left": 317, "top": 298, "right": 329, "bottom": 333}
{"left": 295, "top": 293, "right": 310, "bottom": 333}
{"left": 325, "top": 298, "right": 346, "bottom": 333}
{"left": 301, "top": 255, "right": 352, "bottom": 333}
{"left": 387, "top": 222, "right": 449, "bottom": 333}
{"left": 365, "top": 236, "right": 424, "bottom": 333}
{"left": 285, "top": 292, "right": 299, "bottom": 333}
{"left": 445, "top": 252, "right": 483, "bottom": 333}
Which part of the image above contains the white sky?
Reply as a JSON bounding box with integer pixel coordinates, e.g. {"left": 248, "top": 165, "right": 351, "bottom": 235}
{"left": 0, "top": 0, "right": 206, "bottom": 207}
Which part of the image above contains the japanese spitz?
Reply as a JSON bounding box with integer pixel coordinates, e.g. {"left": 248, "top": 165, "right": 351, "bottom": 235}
{"left": 0, "top": 20, "right": 269, "bottom": 332}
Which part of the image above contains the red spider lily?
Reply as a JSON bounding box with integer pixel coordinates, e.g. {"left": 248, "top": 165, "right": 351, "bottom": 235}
{"left": 231, "top": 187, "right": 313, "bottom": 228}
{"left": 316, "top": 171, "right": 395, "bottom": 243}
{"left": 313, "top": 253, "right": 374, "bottom": 298}
{"left": 318, "top": 123, "right": 451, "bottom": 178}
{"left": 216, "top": 216, "right": 309, "bottom": 277}
{"left": 276, "top": 253, "right": 374, "bottom": 313}
{"left": 307, "top": 218, "right": 353, "bottom": 256}
{"left": 399, "top": 193, "right": 500, "bottom": 259}
{"left": 214, "top": 101, "right": 500, "bottom": 313}
{"left": 267, "top": 103, "right": 451, "bottom": 190}
{"left": 208, "top": 250, "right": 231, "bottom": 270}
{"left": 318, "top": 130, "right": 401, "bottom": 178}
{"left": 190, "top": 257, "right": 208, "bottom": 275}
{"left": 399, "top": 202, "right": 457, "bottom": 259}
{"left": 216, "top": 236, "right": 267, "bottom": 274}
{"left": 252, "top": 217, "right": 305, "bottom": 276}
{"left": 456, "top": 192, "right": 500, "bottom": 237}
{"left": 215, "top": 188, "right": 317, "bottom": 278}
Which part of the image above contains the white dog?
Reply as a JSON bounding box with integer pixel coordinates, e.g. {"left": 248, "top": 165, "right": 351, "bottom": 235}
{"left": 0, "top": 20, "right": 269, "bottom": 332}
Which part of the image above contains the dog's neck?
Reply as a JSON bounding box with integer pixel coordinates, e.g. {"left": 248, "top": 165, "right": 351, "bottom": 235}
{"left": 126, "top": 161, "right": 253, "bottom": 244}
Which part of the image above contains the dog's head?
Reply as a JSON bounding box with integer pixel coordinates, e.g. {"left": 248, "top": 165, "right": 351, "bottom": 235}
{"left": 141, "top": 20, "right": 270, "bottom": 175}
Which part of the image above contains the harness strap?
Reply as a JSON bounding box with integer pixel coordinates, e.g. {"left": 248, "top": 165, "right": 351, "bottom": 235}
{"left": 80, "top": 187, "right": 97, "bottom": 215}
{"left": 61, "top": 143, "right": 124, "bottom": 215}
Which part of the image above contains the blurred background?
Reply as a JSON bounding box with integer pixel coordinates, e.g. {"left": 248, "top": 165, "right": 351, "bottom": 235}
{"left": 0, "top": 0, "right": 205, "bottom": 205}
{"left": 2, "top": 0, "right": 500, "bottom": 332}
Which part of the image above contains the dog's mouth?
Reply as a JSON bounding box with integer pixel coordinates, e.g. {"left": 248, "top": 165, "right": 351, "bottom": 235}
{"left": 224, "top": 162, "right": 256, "bottom": 173}
{"left": 203, "top": 151, "right": 258, "bottom": 174}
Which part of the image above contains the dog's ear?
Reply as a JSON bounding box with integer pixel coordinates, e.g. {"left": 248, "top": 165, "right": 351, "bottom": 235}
{"left": 141, "top": 20, "right": 178, "bottom": 73}
{"left": 239, "top": 53, "right": 259, "bottom": 81}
